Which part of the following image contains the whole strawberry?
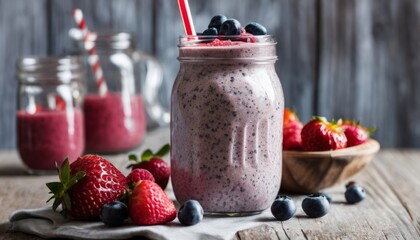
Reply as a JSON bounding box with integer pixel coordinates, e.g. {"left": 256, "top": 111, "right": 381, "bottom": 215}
{"left": 301, "top": 117, "right": 347, "bottom": 151}
{"left": 46, "top": 155, "right": 127, "bottom": 220}
{"left": 128, "top": 144, "right": 170, "bottom": 190}
{"left": 129, "top": 180, "right": 176, "bottom": 225}
{"left": 343, "top": 120, "right": 374, "bottom": 147}
{"left": 283, "top": 109, "right": 303, "bottom": 150}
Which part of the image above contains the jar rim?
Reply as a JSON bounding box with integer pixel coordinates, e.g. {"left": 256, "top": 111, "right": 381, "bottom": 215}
{"left": 16, "top": 55, "right": 84, "bottom": 84}
{"left": 69, "top": 29, "right": 135, "bottom": 51}
{"left": 16, "top": 55, "right": 83, "bottom": 71}
{"left": 178, "top": 35, "right": 276, "bottom": 47}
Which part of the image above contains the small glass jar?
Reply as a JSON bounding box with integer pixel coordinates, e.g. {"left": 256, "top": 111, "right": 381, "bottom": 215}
{"left": 16, "top": 56, "right": 85, "bottom": 174}
{"left": 171, "top": 36, "right": 284, "bottom": 215}
{"left": 72, "top": 31, "right": 166, "bottom": 153}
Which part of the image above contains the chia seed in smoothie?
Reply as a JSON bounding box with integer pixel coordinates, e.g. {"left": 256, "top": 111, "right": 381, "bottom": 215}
{"left": 17, "top": 109, "right": 85, "bottom": 170}
{"left": 171, "top": 37, "right": 284, "bottom": 214}
{"left": 84, "top": 93, "right": 146, "bottom": 153}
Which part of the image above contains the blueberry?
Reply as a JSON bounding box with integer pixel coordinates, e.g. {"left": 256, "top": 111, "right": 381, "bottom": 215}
{"left": 208, "top": 15, "right": 228, "bottom": 30}
{"left": 271, "top": 195, "right": 296, "bottom": 221}
{"left": 100, "top": 201, "right": 128, "bottom": 227}
{"left": 244, "top": 22, "right": 267, "bottom": 35}
{"left": 220, "top": 19, "right": 241, "bottom": 36}
{"left": 320, "top": 192, "right": 333, "bottom": 203}
{"left": 345, "top": 185, "right": 366, "bottom": 204}
{"left": 178, "top": 200, "right": 204, "bottom": 226}
{"left": 302, "top": 194, "right": 329, "bottom": 218}
{"left": 202, "top": 27, "right": 218, "bottom": 36}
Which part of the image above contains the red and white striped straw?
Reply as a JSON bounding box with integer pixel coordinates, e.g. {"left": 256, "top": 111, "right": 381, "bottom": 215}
{"left": 177, "top": 0, "right": 196, "bottom": 36}
{"left": 72, "top": 8, "right": 108, "bottom": 96}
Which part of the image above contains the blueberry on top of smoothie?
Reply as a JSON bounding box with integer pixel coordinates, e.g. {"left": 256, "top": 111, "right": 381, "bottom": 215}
{"left": 208, "top": 15, "right": 228, "bottom": 31}
{"left": 220, "top": 19, "right": 242, "bottom": 36}
{"left": 245, "top": 22, "right": 267, "bottom": 35}
{"left": 203, "top": 27, "right": 218, "bottom": 36}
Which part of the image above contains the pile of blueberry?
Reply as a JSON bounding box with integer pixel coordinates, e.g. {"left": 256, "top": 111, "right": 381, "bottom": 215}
{"left": 271, "top": 181, "right": 366, "bottom": 221}
{"left": 199, "top": 14, "right": 267, "bottom": 37}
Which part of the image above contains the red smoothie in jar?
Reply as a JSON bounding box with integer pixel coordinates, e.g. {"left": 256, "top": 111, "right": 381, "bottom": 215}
{"left": 83, "top": 93, "right": 146, "bottom": 153}
{"left": 17, "top": 109, "right": 85, "bottom": 170}
{"left": 171, "top": 36, "right": 284, "bottom": 214}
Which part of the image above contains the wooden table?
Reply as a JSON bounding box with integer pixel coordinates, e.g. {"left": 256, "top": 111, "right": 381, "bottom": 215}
{"left": 1, "top": 127, "right": 419, "bottom": 240}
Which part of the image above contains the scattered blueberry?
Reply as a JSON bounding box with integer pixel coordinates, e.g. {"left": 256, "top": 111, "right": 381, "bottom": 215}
{"left": 320, "top": 192, "right": 333, "bottom": 203}
{"left": 208, "top": 15, "right": 228, "bottom": 30}
{"left": 271, "top": 195, "right": 296, "bottom": 221}
{"left": 220, "top": 19, "right": 241, "bottom": 36}
{"left": 202, "top": 27, "right": 218, "bottom": 36}
{"left": 100, "top": 201, "right": 128, "bottom": 227}
{"left": 178, "top": 200, "right": 204, "bottom": 226}
{"left": 302, "top": 194, "right": 329, "bottom": 218}
{"left": 345, "top": 185, "right": 366, "bottom": 204}
{"left": 244, "top": 22, "right": 267, "bottom": 35}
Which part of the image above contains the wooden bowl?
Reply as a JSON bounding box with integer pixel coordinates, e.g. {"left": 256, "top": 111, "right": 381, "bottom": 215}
{"left": 281, "top": 139, "right": 380, "bottom": 194}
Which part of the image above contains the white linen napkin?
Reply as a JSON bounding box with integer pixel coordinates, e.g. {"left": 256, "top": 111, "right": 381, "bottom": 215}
{"left": 9, "top": 206, "right": 274, "bottom": 240}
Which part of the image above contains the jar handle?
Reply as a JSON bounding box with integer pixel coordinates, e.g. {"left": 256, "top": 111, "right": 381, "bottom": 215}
{"left": 132, "top": 51, "right": 170, "bottom": 127}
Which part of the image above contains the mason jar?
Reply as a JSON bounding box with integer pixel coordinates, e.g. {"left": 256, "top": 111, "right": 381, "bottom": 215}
{"left": 72, "top": 31, "right": 167, "bottom": 153}
{"left": 16, "top": 56, "right": 85, "bottom": 174}
{"left": 171, "top": 36, "right": 284, "bottom": 215}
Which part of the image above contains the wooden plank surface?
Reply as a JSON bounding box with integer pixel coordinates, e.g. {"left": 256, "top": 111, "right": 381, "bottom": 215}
{"left": 0, "top": 127, "right": 419, "bottom": 240}
{"left": 317, "top": 0, "right": 420, "bottom": 148}
{"left": 0, "top": 0, "right": 48, "bottom": 149}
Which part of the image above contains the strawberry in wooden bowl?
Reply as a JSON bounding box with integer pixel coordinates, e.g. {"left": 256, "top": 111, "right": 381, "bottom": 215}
{"left": 281, "top": 113, "right": 380, "bottom": 194}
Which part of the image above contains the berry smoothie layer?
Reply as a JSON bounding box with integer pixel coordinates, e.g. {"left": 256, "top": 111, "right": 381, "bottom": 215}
{"left": 84, "top": 93, "right": 146, "bottom": 153}
{"left": 171, "top": 38, "right": 284, "bottom": 213}
{"left": 17, "top": 109, "right": 84, "bottom": 170}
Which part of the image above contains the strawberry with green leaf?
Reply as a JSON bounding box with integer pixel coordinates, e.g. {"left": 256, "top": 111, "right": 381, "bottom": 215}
{"left": 342, "top": 120, "right": 375, "bottom": 147}
{"left": 46, "top": 155, "right": 127, "bottom": 220}
{"left": 301, "top": 117, "right": 347, "bottom": 151}
{"left": 128, "top": 144, "right": 170, "bottom": 190}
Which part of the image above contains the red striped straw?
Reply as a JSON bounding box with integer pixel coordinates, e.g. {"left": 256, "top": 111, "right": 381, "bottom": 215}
{"left": 177, "top": 0, "right": 196, "bottom": 36}
{"left": 72, "top": 8, "right": 108, "bottom": 96}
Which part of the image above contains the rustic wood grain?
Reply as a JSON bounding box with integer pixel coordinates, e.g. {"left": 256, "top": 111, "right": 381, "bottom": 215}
{"left": 318, "top": 0, "right": 420, "bottom": 148}
{"left": 0, "top": 0, "right": 48, "bottom": 149}
{"left": 233, "top": 151, "right": 420, "bottom": 240}
{"left": 281, "top": 139, "right": 380, "bottom": 193}
{"left": 0, "top": 128, "right": 419, "bottom": 239}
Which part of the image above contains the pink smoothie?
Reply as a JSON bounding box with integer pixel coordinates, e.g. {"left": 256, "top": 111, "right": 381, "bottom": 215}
{"left": 17, "top": 109, "right": 84, "bottom": 170}
{"left": 171, "top": 38, "right": 284, "bottom": 214}
{"left": 83, "top": 93, "right": 146, "bottom": 153}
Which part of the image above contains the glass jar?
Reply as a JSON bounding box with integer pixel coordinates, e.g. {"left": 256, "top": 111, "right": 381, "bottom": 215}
{"left": 16, "top": 56, "right": 85, "bottom": 174}
{"left": 72, "top": 31, "right": 167, "bottom": 153}
{"left": 171, "top": 36, "right": 284, "bottom": 215}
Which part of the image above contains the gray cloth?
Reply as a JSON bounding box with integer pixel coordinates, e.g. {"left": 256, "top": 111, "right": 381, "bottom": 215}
{"left": 9, "top": 206, "right": 273, "bottom": 240}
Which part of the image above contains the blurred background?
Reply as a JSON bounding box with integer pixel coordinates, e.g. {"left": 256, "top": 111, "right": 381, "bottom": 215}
{"left": 0, "top": 0, "right": 419, "bottom": 149}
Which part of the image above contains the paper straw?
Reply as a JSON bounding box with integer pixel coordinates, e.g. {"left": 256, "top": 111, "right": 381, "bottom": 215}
{"left": 177, "top": 0, "right": 196, "bottom": 36}
{"left": 72, "top": 8, "right": 108, "bottom": 96}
